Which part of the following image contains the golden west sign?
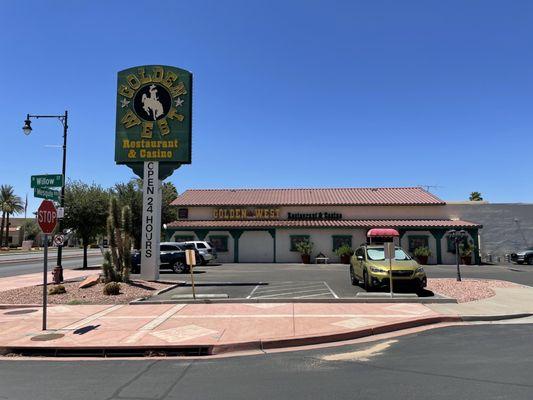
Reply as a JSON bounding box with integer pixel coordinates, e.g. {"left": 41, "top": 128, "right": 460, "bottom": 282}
{"left": 115, "top": 65, "right": 192, "bottom": 167}
{"left": 213, "top": 208, "right": 281, "bottom": 220}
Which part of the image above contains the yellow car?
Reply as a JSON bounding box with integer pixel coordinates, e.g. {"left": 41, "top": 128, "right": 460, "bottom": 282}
{"left": 350, "top": 244, "right": 427, "bottom": 292}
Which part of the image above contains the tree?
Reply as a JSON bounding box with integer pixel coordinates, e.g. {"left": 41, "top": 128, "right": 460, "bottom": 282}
{"left": 469, "top": 192, "right": 483, "bottom": 201}
{"left": 21, "top": 220, "right": 40, "bottom": 241}
{"left": 0, "top": 185, "right": 24, "bottom": 248}
{"left": 63, "top": 181, "right": 110, "bottom": 268}
{"left": 114, "top": 178, "right": 179, "bottom": 249}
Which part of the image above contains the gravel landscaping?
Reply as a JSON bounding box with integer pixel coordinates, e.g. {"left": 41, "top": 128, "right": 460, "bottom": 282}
{"left": 0, "top": 279, "right": 175, "bottom": 305}
{"left": 427, "top": 278, "right": 523, "bottom": 303}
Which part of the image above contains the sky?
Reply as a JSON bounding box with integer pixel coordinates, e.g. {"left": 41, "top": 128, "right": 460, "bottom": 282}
{"left": 1, "top": 0, "right": 532, "bottom": 215}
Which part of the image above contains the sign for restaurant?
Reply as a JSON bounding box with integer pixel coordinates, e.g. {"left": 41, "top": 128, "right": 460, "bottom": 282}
{"left": 214, "top": 208, "right": 280, "bottom": 220}
{"left": 287, "top": 212, "right": 342, "bottom": 220}
{"left": 115, "top": 65, "right": 192, "bottom": 169}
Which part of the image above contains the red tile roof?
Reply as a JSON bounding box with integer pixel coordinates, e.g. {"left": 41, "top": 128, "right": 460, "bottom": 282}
{"left": 171, "top": 187, "right": 445, "bottom": 207}
{"left": 167, "top": 219, "right": 481, "bottom": 229}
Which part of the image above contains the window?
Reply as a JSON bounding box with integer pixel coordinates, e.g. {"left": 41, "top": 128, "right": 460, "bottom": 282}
{"left": 332, "top": 235, "right": 352, "bottom": 251}
{"left": 161, "top": 244, "right": 179, "bottom": 252}
{"left": 174, "top": 235, "right": 194, "bottom": 243}
{"left": 209, "top": 236, "right": 228, "bottom": 252}
{"left": 407, "top": 235, "right": 429, "bottom": 253}
{"left": 366, "top": 247, "right": 411, "bottom": 261}
{"left": 290, "top": 235, "right": 310, "bottom": 252}
{"left": 178, "top": 208, "right": 189, "bottom": 219}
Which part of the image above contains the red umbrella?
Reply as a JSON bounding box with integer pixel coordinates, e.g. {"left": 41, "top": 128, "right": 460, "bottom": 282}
{"left": 367, "top": 228, "right": 400, "bottom": 237}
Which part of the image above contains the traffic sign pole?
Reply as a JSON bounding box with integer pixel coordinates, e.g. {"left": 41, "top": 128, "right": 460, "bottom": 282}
{"left": 42, "top": 234, "right": 48, "bottom": 331}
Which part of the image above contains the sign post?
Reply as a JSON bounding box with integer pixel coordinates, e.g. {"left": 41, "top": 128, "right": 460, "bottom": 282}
{"left": 37, "top": 200, "right": 58, "bottom": 330}
{"left": 384, "top": 242, "right": 395, "bottom": 298}
{"left": 185, "top": 249, "right": 197, "bottom": 300}
{"left": 115, "top": 65, "right": 192, "bottom": 280}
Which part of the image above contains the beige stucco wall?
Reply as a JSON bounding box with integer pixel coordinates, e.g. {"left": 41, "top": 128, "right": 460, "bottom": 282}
{"left": 240, "top": 231, "right": 274, "bottom": 262}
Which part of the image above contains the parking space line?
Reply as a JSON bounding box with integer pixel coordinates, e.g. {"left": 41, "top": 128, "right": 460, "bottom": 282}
{"left": 293, "top": 292, "right": 333, "bottom": 299}
{"left": 253, "top": 288, "right": 333, "bottom": 299}
{"left": 246, "top": 285, "right": 261, "bottom": 299}
{"left": 323, "top": 281, "right": 339, "bottom": 299}
{"left": 252, "top": 283, "right": 326, "bottom": 294}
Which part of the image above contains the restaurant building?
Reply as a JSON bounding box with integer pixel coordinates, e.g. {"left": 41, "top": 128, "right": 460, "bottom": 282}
{"left": 166, "top": 187, "right": 482, "bottom": 264}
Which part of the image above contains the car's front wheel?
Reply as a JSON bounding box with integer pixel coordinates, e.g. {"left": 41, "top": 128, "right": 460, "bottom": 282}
{"left": 528, "top": 256, "right": 533, "bottom": 266}
{"left": 363, "top": 269, "right": 373, "bottom": 292}
{"left": 350, "top": 267, "right": 358, "bottom": 286}
{"left": 172, "top": 262, "right": 187, "bottom": 274}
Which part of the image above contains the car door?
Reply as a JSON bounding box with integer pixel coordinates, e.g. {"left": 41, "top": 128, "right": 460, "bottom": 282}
{"left": 160, "top": 245, "right": 173, "bottom": 266}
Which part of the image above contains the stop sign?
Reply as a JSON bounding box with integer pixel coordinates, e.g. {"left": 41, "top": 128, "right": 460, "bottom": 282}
{"left": 37, "top": 200, "right": 57, "bottom": 234}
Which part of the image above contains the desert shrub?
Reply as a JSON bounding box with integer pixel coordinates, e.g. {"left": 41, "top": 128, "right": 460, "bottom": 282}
{"left": 49, "top": 285, "right": 66, "bottom": 295}
{"left": 103, "top": 282, "right": 121, "bottom": 296}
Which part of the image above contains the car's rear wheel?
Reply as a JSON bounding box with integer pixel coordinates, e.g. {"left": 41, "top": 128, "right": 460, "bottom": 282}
{"left": 350, "top": 267, "right": 357, "bottom": 286}
{"left": 172, "top": 262, "right": 187, "bottom": 274}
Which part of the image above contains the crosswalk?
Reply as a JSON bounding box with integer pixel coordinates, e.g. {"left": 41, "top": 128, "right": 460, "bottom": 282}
{"left": 247, "top": 281, "right": 339, "bottom": 299}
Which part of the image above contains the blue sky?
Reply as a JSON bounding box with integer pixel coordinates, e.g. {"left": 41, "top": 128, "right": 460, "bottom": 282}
{"left": 2, "top": 0, "right": 532, "bottom": 215}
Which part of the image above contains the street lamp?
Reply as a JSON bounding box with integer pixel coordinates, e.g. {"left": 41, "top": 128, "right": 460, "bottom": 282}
{"left": 446, "top": 229, "right": 467, "bottom": 282}
{"left": 23, "top": 111, "right": 69, "bottom": 283}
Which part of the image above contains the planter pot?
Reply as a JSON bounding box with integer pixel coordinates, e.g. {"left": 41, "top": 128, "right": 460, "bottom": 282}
{"left": 301, "top": 254, "right": 311, "bottom": 264}
{"left": 340, "top": 254, "right": 351, "bottom": 264}
{"left": 416, "top": 255, "right": 428, "bottom": 265}
{"left": 461, "top": 256, "right": 472, "bottom": 265}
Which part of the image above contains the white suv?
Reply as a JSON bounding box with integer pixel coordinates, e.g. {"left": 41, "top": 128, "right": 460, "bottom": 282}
{"left": 181, "top": 241, "right": 217, "bottom": 265}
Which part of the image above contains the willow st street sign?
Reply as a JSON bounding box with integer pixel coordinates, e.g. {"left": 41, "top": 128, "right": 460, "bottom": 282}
{"left": 31, "top": 174, "right": 63, "bottom": 188}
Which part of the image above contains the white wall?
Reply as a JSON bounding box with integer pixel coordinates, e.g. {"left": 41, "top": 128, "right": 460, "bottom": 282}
{"left": 240, "top": 231, "right": 273, "bottom": 262}
{"left": 399, "top": 230, "right": 437, "bottom": 264}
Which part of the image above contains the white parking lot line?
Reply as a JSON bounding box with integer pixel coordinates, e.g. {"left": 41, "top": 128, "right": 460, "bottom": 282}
{"left": 252, "top": 283, "right": 326, "bottom": 294}
{"left": 253, "top": 288, "right": 332, "bottom": 299}
{"left": 323, "top": 281, "right": 339, "bottom": 299}
{"left": 246, "top": 285, "right": 261, "bottom": 299}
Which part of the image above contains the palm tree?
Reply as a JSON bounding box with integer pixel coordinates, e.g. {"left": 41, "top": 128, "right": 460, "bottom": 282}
{"left": 0, "top": 186, "right": 25, "bottom": 248}
{"left": 469, "top": 191, "right": 483, "bottom": 201}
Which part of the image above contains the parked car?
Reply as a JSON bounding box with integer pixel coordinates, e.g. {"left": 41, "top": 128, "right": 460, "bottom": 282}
{"left": 349, "top": 244, "right": 427, "bottom": 292}
{"left": 131, "top": 242, "right": 200, "bottom": 274}
{"left": 179, "top": 241, "right": 217, "bottom": 265}
{"left": 511, "top": 248, "right": 533, "bottom": 265}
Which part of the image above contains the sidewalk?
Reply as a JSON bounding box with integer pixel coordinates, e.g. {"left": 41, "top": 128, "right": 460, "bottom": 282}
{"left": 0, "top": 302, "right": 455, "bottom": 355}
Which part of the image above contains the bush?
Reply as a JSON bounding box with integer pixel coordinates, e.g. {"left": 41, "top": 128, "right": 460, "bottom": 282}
{"left": 295, "top": 239, "right": 313, "bottom": 255}
{"left": 103, "top": 282, "right": 121, "bottom": 296}
{"left": 414, "top": 246, "right": 432, "bottom": 257}
{"left": 335, "top": 244, "right": 353, "bottom": 257}
{"left": 49, "top": 285, "right": 66, "bottom": 295}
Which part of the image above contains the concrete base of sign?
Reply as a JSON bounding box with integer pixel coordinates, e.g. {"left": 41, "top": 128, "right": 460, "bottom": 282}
{"left": 140, "top": 161, "right": 161, "bottom": 281}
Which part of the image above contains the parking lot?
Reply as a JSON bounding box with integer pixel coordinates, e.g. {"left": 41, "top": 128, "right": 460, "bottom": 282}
{"left": 143, "top": 261, "right": 533, "bottom": 301}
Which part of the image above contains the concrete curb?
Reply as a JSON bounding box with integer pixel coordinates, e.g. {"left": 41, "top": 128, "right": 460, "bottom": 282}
{"left": 0, "top": 253, "right": 102, "bottom": 265}
{"left": 132, "top": 297, "right": 458, "bottom": 305}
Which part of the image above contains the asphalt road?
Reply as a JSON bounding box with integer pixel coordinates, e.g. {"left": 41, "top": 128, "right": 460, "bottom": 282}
{"left": 0, "top": 249, "right": 104, "bottom": 278}
{"left": 2, "top": 324, "right": 533, "bottom": 399}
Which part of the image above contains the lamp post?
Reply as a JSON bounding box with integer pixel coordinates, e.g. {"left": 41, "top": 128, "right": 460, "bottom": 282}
{"left": 447, "top": 229, "right": 467, "bottom": 282}
{"left": 23, "top": 111, "right": 68, "bottom": 283}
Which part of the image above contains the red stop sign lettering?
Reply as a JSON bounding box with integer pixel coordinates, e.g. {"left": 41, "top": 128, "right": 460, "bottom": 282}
{"left": 37, "top": 200, "right": 57, "bottom": 234}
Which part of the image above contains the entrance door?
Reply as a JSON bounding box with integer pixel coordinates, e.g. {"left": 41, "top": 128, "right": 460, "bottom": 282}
{"left": 239, "top": 231, "right": 274, "bottom": 263}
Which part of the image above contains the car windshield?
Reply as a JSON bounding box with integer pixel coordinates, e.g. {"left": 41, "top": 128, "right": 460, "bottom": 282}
{"left": 366, "top": 247, "right": 411, "bottom": 261}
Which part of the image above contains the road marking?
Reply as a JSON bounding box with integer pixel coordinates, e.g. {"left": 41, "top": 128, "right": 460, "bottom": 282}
{"left": 323, "top": 281, "right": 339, "bottom": 299}
{"left": 253, "top": 288, "right": 333, "bottom": 299}
{"left": 292, "top": 292, "right": 334, "bottom": 299}
{"left": 321, "top": 340, "right": 398, "bottom": 362}
{"left": 252, "top": 283, "right": 326, "bottom": 294}
{"left": 63, "top": 305, "right": 123, "bottom": 330}
{"left": 246, "top": 285, "right": 261, "bottom": 299}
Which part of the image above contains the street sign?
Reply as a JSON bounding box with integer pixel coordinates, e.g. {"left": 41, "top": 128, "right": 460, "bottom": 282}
{"left": 37, "top": 200, "right": 57, "bottom": 234}
{"left": 31, "top": 174, "right": 63, "bottom": 188}
{"left": 34, "top": 187, "right": 60, "bottom": 202}
{"left": 53, "top": 234, "right": 65, "bottom": 247}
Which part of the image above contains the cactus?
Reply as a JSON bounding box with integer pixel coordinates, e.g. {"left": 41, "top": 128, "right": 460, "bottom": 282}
{"left": 102, "top": 198, "right": 133, "bottom": 283}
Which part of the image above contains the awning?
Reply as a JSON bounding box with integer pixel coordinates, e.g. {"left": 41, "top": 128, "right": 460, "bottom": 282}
{"left": 367, "top": 228, "right": 400, "bottom": 237}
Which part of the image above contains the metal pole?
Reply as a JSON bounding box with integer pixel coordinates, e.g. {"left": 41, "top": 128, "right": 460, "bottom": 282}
{"left": 455, "top": 238, "right": 462, "bottom": 282}
{"left": 190, "top": 263, "right": 196, "bottom": 300}
{"left": 43, "top": 234, "right": 48, "bottom": 331}
{"left": 389, "top": 257, "right": 393, "bottom": 297}
{"left": 55, "top": 111, "right": 68, "bottom": 282}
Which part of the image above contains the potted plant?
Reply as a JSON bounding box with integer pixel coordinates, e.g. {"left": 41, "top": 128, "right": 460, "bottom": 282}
{"left": 335, "top": 244, "right": 353, "bottom": 264}
{"left": 295, "top": 239, "right": 313, "bottom": 264}
{"left": 459, "top": 240, "right": 475, "bottom": 265}
{"left": 413, "top": 246, "right": 431, "bottom": 265}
